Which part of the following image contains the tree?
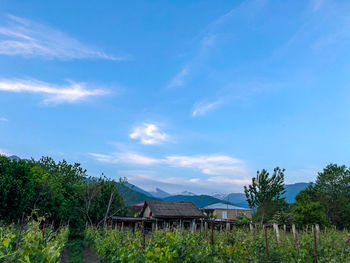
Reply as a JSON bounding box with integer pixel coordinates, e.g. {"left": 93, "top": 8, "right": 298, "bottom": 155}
{"left": 0, "top": 156, "right": 36, "bottom": 222}
{"left": 292, "top": 186, "right": 329, "bottom": 227}
{"left": 314, "top": 164, "right": 350, "bottom": 228}
{"left": 32, "top": 157, "right": 86, "bottom": 225}
{"left": 244, "top": 167, "right": 286, "bottom": 225}
{"left": 292, "top": 164, "right": 350, "bottom": 229}
{"left": 81, "top": 177, "right": 127, "bottom": 227}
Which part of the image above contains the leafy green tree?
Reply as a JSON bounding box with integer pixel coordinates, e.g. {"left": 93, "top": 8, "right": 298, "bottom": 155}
{"left": 0, "top": 156, "right": 36, "bottom": 223}
{"left": 244, "top": 167, "right": 286, "bottom": 224}
{"left": 32, "top": 157, "right": 86, "bottom": 225}
{"left": 292, "top": 186, "right": 330, "bottom": 227}
{"left": 314, "top": 164, "right": 350, "bottom": 228}
{"left": 236, "top": 213, "right": 251, "bottom": 226}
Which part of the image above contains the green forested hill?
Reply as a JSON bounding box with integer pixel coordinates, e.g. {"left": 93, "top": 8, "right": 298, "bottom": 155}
{"left": 116, "top": 183, "right": 159, "bottom": 205}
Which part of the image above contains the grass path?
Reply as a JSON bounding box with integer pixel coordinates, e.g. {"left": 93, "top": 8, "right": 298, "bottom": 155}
{"left": 82, "top": 247, "right": 100, "bottom": 263}
{"left": 61, "top": 240, "right": 99, "bottom": 263}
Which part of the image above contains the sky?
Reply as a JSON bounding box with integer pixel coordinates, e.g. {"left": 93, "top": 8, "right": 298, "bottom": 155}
{"left": 1, "top": 0, "right": 350, "bottom": 195}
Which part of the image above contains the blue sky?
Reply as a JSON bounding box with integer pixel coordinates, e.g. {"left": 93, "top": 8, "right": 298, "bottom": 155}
{"left": 1, "top": 0, "right": 350, "bottom": 194}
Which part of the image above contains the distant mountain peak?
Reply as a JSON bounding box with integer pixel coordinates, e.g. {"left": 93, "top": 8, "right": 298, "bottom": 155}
{"left": 149, "top": 188, "right": 171, "bottom": 198}
{"left": 180, "top": 190, "right": 195, "bottom": 196}
{"left": 211, "top": 192, "right": 227, "bottom": 200}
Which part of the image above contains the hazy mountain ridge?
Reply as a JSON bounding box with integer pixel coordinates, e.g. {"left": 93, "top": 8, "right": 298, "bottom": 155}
{"left": 122, "top": 182, "right": 310, "bottom": 208}
{"left": 210, "top": 183, "right": 310, "bottom": 207}
{"left": 149, "top": 188, "right": 171, "bottom": 198}
{"left": 163, "top": 194, "right": 233, "bottom": 208}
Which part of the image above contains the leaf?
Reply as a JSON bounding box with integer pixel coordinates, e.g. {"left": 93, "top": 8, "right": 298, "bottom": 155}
{"left": 3, "top": 238, "right": 10, "bottom": 248}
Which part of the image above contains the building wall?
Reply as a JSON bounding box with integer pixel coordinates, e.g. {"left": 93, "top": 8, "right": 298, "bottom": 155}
{"left": 142, "top": 205, "right": 151, "bottom": 218}
{"left": 213, "top": 209, "right": 252, "bottom": 220}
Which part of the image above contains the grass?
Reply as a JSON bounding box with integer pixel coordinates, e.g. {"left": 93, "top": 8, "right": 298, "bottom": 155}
{"left": 67, "top": 239, "right": 84, "bottom": 263}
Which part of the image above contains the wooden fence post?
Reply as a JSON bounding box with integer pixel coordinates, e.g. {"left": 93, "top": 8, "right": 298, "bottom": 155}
{"left": 226, "top": 222, "right": 230, "bottom": 234}
{"left": 211, "top": 221, "right": 214, "bottom": 245}
{"left": 264, "top": 226, "right": 270, "bottom": 262}
{"left": 142, "top": 220, "right": 145, "bottom": 253}
{"left": 313, "top": 225, "right": 318, "bottom": 263}
{"left": 205, "top": 222, "right": 208, "bottom": 238}
{"left": 273, "top": 223, "right": 280, "bottom": 247}
{"left": 315, "top": 224, "right": 320, "bottom": 242}
{"left": 249, "top": 223, "right": 255, "bottom": 240}
{"left": 292, "top": 224, "right": 296, "bottom": 240}
{"left": 292, "top": 224, "right": 299, "bottom": 255}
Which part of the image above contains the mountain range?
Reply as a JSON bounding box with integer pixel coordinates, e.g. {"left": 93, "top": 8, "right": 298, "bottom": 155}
{"left": 4, "top": 155, "right": 309, "bottom": 208}
{"left": 120, "top": 182, "right": 310, "bottom": 208}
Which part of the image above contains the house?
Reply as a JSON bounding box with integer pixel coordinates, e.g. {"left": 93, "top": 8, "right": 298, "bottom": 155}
{"left": 128, "top": 202, "right": 145, "bottom": 216}
{"left": 141, "top": 200, "right": 204, "bottom": 229}
{"left": 201, "top": 203, "right": 252, "bottom": 221}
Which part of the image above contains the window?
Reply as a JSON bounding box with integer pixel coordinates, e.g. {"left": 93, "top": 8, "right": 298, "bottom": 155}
{"left": 222, "top": 210, "right": 227, "bottom": 219}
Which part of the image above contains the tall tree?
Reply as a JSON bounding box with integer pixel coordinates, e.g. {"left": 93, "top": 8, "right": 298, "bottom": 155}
{"left": 296, "top": 164, "right": 350, "bottom": 228}
{"left": 292, "top": 185, "right": 330, "bottom": 227}
{"left": 244, "top": 167, "right": 286, "bottom": 224}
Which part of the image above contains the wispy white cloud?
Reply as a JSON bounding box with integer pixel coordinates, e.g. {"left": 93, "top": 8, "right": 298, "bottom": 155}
{"left": 0, "top": 79, "right": 108, "bottom": 104}
{"left": 90, "top": 151, "right": 247, "bottom": 177}
{"left": 129, "top": 123, "right": 168, "bottom": 145}
{"left": 166, "top": 66, "right": 190, "bottom": 89}
{"left": 118, "top": 170, "right": 249, "bottom": 195}
{"left": 89, "top": 152, "right": 160, "bottom": 165}
{"left": 0, "top": 14, "right": 124, "bottom": 60}
{"left": 0, "top": 117, "right": 8, "bottom": 121}
{"left": 192, "top": 100, "right": 221, "bottom": 117}
{"left": 164, "top": 154, "right": 245, "bottom": 176}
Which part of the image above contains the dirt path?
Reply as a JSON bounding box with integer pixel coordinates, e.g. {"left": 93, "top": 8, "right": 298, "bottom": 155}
{"left": 60, "top": 248, "right": 70, "bottom": 263}
{"left": 82, "top": 247, "right": 100, "bottom": 263}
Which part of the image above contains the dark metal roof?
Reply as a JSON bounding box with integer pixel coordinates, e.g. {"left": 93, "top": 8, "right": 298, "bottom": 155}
{"left": 142, "top": 200, "right": 204, "bottom": 219}
{"left": 110, "top": 216, "right": 155, "bottom": 222}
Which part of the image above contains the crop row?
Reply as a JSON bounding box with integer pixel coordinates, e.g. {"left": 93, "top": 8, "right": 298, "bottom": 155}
{"left": 86, "top": 226, "right": 350, "bottom": 263}
{"left": 0, "top": 218, "right": 68, "bottom": 263}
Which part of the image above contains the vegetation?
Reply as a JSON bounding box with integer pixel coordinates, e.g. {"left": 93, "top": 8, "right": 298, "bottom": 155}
{"left": 0, "top": 217, "right": 68, "bottom": 262}
{"left": 290, "top": 164, "right": 350, "bottom": 229}
{"left": 87, "top": 226, "right": 350, "bottom": 263}
{"left": 2, "top": 153, "right": 350, "bottom": 261}
{"left": 244, "top": 167, "right": 286, "bottom": 224}
{"left": 0, "top": 155, "right": 127, "bottom": 261}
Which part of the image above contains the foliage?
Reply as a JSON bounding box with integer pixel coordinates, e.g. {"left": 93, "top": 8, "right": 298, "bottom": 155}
{"left": 0, "top": 217, "right": 68, "bottom": 262}
{"left": 235, "top": 213, "right": 251, "bottom": 226}
{"left": 292, "top": 164, "right": 350, "bottom": 228}
{"left": 86, "top": 226, "right": 350, "bottom": 263}
{"left": 67, "top": 239, "right": 84, "bottom": 263}
{"left": 271, "top": 211, "right": 294, "bottom": 225}
{"left": 0, "top": 156, "right": 37, "bottom": 222}
{"left": 0, "top": 156, "right": 127, "bottom": 231}
{"left": 292, "top": 186, "right": 330, "bottom": 228}
{"left": 314, "top": 164, "right": 350, "bottom": 228}
{"left": 244, "top": 167, "right": 286, "bottom": 224}
{"left": 82, "top": 177, "right": 127, "bottom": 227}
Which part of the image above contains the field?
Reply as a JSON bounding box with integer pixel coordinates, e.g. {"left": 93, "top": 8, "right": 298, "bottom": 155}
{"left": 1, "top": 221, "right": 349, "bottom": 262}
{"left": 0, "top": 218, "right": 68, "bottom": 262}
{"left": 86, "top": 225, "right": 350, "bottom": 263}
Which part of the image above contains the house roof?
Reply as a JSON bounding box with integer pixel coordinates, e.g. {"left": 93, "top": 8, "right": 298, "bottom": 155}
{"left": 129, "top": 202, "right": 145, "bottom": 208}
{"left": 142, "top": 200, "right": 204, "bottom": 219}
{"left": 202, "top": 203, "right": 251, "bottom": 210}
